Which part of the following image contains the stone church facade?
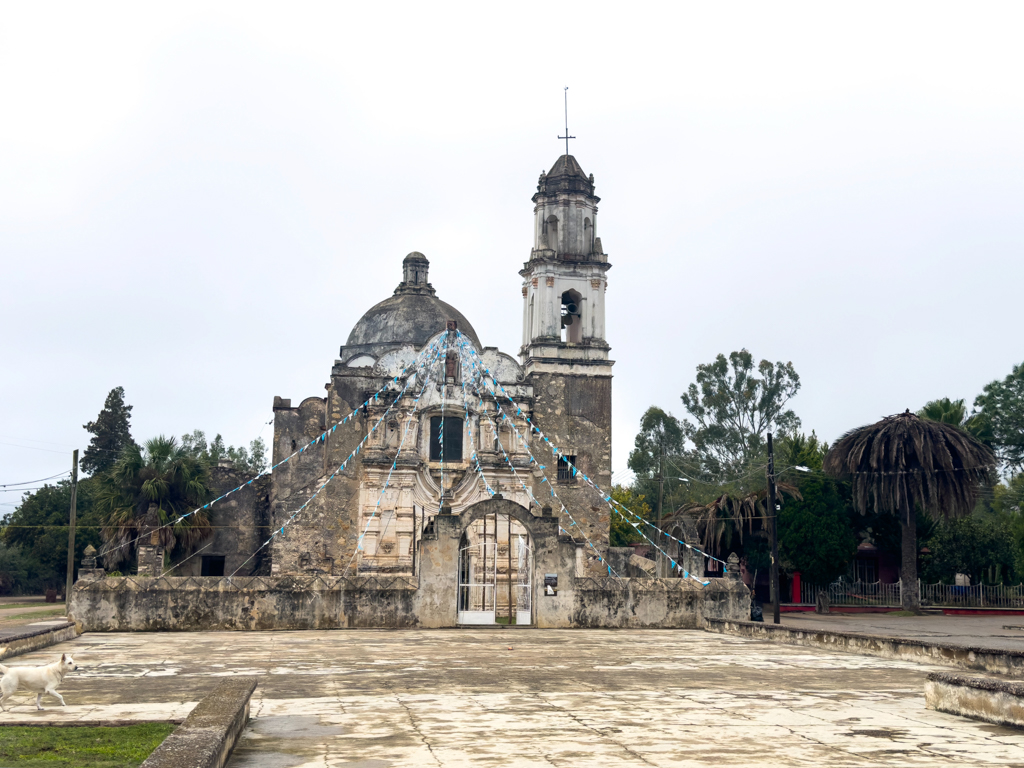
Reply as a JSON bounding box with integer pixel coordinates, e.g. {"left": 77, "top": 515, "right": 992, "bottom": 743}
{"left": 178, "top": 152, "right": 614, "bottom": 583}
{"left": 74, "top": 153, "right": 751, "bottom": 630}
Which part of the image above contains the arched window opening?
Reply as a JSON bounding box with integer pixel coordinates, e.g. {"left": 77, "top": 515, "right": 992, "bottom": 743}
{"left": 584, "top": 217, "right": 593, "bottom": 254}
{"left": 430, "top": 415, "right": 463, "bottom": 461}
{"left": 528, "top": 296, "right": 534, "bottom": 341}
{"left": 546, "top": 215, "right": 559, "bottom": 251}
{"left": 560, "top": 290, "right": 582, "bottom": 343}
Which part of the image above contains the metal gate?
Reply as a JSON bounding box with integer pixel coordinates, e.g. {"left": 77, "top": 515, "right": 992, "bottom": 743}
{"left": 457, "top": 539, "right": 496, "bottom": 625}
{"left": 515, "top": 534, "right": 532, "bottom": 626}
{"left": 456, "top": 526, "right": 533, "bottom": 626}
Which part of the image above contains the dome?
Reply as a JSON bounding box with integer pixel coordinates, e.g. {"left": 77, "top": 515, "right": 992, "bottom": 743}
{"left": 341, "top": 253, "right": 481, "bottom": 359}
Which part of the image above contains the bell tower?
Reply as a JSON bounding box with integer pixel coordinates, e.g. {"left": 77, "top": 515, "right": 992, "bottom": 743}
{"left": 519, "top": 155, "right": 613, "bottom": 574}
{"left": 520, "top": 155, "right": 612, "bottom": 369}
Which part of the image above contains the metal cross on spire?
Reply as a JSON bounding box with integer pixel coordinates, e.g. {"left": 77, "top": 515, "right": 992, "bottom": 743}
{"left": 558, "top": 86, "right": 575, "bottom": 156}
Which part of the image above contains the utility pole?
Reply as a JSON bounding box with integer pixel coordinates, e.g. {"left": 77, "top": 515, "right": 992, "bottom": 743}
{"left": 656, "top": 443, "right": 665, "bottom": 577}
{"left": 65, "top": 449, "right": 78, "bottom": 606}
{"left": 767, "top": 433, "right": 780, "bottom": 624}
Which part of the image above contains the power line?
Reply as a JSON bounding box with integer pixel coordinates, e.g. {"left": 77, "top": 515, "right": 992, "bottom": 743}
{"left": 0, "top": 471, "right": 71, "bottom": 488}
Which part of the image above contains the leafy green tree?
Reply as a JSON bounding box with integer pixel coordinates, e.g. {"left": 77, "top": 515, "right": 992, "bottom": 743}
{"left": 918, "top": 397, "right": 992, "bottom": 444}
{"left": 0, "top": 540, "right": 32, "bottom": 595}
{"left": 609, "top": 485, "right": 653, "bottom": 547}
{"left": 680, "top": 349, "right": 801, "bottom": 477}
{"left": 921, "top": 516, "right": 1016, "bottom": 585}
{"left": 626, "top": 407, "right": 696, "bottom": 513}
{"left": 96, "top": 436, "right": 213, "bottom": 567}
{"left": 974, "top": 362, "right": 1024, "bottom": 472}
{"left": 81, "top": 387, "right": 138, "bottom": 476}
{"left": 0, "top": 479, "right": 103, "bottom": 592}
{"left": 776, "top": 433, "right": 857, "bottom": 586}
{"left": 180, "top": 430, "right": 268, "bottom": 474}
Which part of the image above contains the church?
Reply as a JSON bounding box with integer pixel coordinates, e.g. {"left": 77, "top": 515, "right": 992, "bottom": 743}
{"left": 74, "top": 152, "right": 748, "bottom": 630}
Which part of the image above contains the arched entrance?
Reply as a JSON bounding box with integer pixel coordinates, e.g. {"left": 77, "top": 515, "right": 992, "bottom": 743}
{"left": 457, "top": 499, "right": 535, "bottom": 626}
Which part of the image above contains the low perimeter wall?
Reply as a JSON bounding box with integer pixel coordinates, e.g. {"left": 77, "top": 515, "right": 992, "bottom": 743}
{"left": 573, "top": 577, "right": 749, "bottom": 629}
{"left": 142, "top": 676, "right": 257, "bottom": 768}
{"left": 71, "top": 575, "right": 419, "bottom": 631}
{"left": 72, "top": 574, "right": 750, "bottom": 631}
{"left": 926, "top": 672, "right": 1024, "bottom": 728}
{"left": 706, "top": 618, "right": 1024, "bottom": 677}
{"left": 0, "top": 621, "right": 81, "bottom": 660}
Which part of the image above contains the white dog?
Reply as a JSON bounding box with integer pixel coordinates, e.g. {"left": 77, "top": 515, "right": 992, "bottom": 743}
{"left": 0, "top": 652, "right": 78, "bottom": 711}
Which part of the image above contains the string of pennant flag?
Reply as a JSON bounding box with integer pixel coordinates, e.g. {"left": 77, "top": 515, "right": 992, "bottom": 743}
{"left": 456, "top": 341, "right": 600, "bottom": 559}
{"left": 225, "top": 339, "right": 446, "bottom": 580}
{"left": 97, "top": 337, "right": 445, "bottom": 564}
{"left": 456, "top": 335, "right": 621, "bottom": 578}
{"left": 342, "top": 338, "right": 449, "bottom": 578}
{"left": 456, "top": 331, "right": 730, "bottom": 578}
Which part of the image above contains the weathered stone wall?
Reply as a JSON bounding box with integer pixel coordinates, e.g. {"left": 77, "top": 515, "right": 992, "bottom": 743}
{"left": 527, "top": 371, "right": 612, "bottom": 576}
{"left": 172, "top": 468, "right": 270, "bottom": 578}
{"left": 73, "top": 498, "right": 750, "bottom": 631}
{"left": 70, "top": 575, "right": 419, "bottom": 631}
{"left": 572, "top": 577, "right": 749, "bottom": 629}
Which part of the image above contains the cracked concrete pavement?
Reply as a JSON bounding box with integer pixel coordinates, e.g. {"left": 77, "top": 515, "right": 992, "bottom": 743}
{"left": 3, "top": 628, "right": 1024, "bottom": 766}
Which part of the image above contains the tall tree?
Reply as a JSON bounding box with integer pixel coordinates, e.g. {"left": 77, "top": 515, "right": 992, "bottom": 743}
{"left": 680, "top": 349, "right": 801, "bottom": 477}
{"left": 181, "top": 430, "right": 269, "bottom": 475}
{"left": 626, "top": 407, "right": 695, "bottom": 511}
{"left": 823, "top": 410, "right": 995, "bottom": 612}
{"left": 96, "top": 436, "right": 213, "bottom": 568}
{"left": 82, "top": 387, "right": 138, "bottom": 476}
{"left": 974, "top": 362, "right": 1024, "bottom": 472}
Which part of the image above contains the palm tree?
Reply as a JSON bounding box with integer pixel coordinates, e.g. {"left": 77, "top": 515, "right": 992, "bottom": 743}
{"left": 676, "top": 483, "right": 802, "bottom": 555}
{"left": 823, "top": 410, "right": 994, "bottom": 612}
{"left": 97, "top": 435, "right": 213, "bottom": 569}
{"left": 917, "top": 398, "right": 992, "bottom": 444}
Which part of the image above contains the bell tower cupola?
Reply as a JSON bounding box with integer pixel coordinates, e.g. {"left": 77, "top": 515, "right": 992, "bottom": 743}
{"left": 520, "top": 155, "right": 612, "bottom": 374}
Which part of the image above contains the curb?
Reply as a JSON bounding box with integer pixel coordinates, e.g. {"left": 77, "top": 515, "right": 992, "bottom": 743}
{"left": 926, "top": 672, "right": 1024, "bottom": 727}
{"left": 141, "top": 677, "right": 258, "bottom": 768}
{"left": 0, "top": 622, "right": 81, "bottom": 661}
{"left": 705, "top": 618, "right": 1024, "bottom": 677}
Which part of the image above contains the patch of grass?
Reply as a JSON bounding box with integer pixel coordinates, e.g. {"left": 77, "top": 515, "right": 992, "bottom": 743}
{"left": 0, "top": 723, "right": 175, "bottom": 768}
{"left": 0, "top": 608, "right": 67, "bottom": 622}
{"left": 0, "top": 604, "right": 51, "bottom": 610}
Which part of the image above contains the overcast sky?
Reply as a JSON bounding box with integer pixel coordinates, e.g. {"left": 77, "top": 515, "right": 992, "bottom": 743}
{"left": 2, "top": 2, "right": 1023, "bottom": 503}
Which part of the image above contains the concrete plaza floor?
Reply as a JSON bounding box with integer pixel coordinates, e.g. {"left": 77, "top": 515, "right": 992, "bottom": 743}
{"left": 3, "top": 629, "right": 1024, "bottom": 767}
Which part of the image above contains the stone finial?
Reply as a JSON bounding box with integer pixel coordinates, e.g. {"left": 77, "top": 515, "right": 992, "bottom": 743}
{"left": 84, "top": 544, "right": 96, "bottom": 557}
{"left": 726, "top": 552, "right": 740, "bottom": 580}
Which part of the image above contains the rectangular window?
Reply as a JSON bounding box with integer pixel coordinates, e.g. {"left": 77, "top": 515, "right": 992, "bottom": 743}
{"left": 557, "top": 455, "right": 578, "bottom": 482}
{"left": 201, "top": 555, "right": 226, "bottom": 577}
{"left": 429, "top": 416, "right": 463, "bottom": 461}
